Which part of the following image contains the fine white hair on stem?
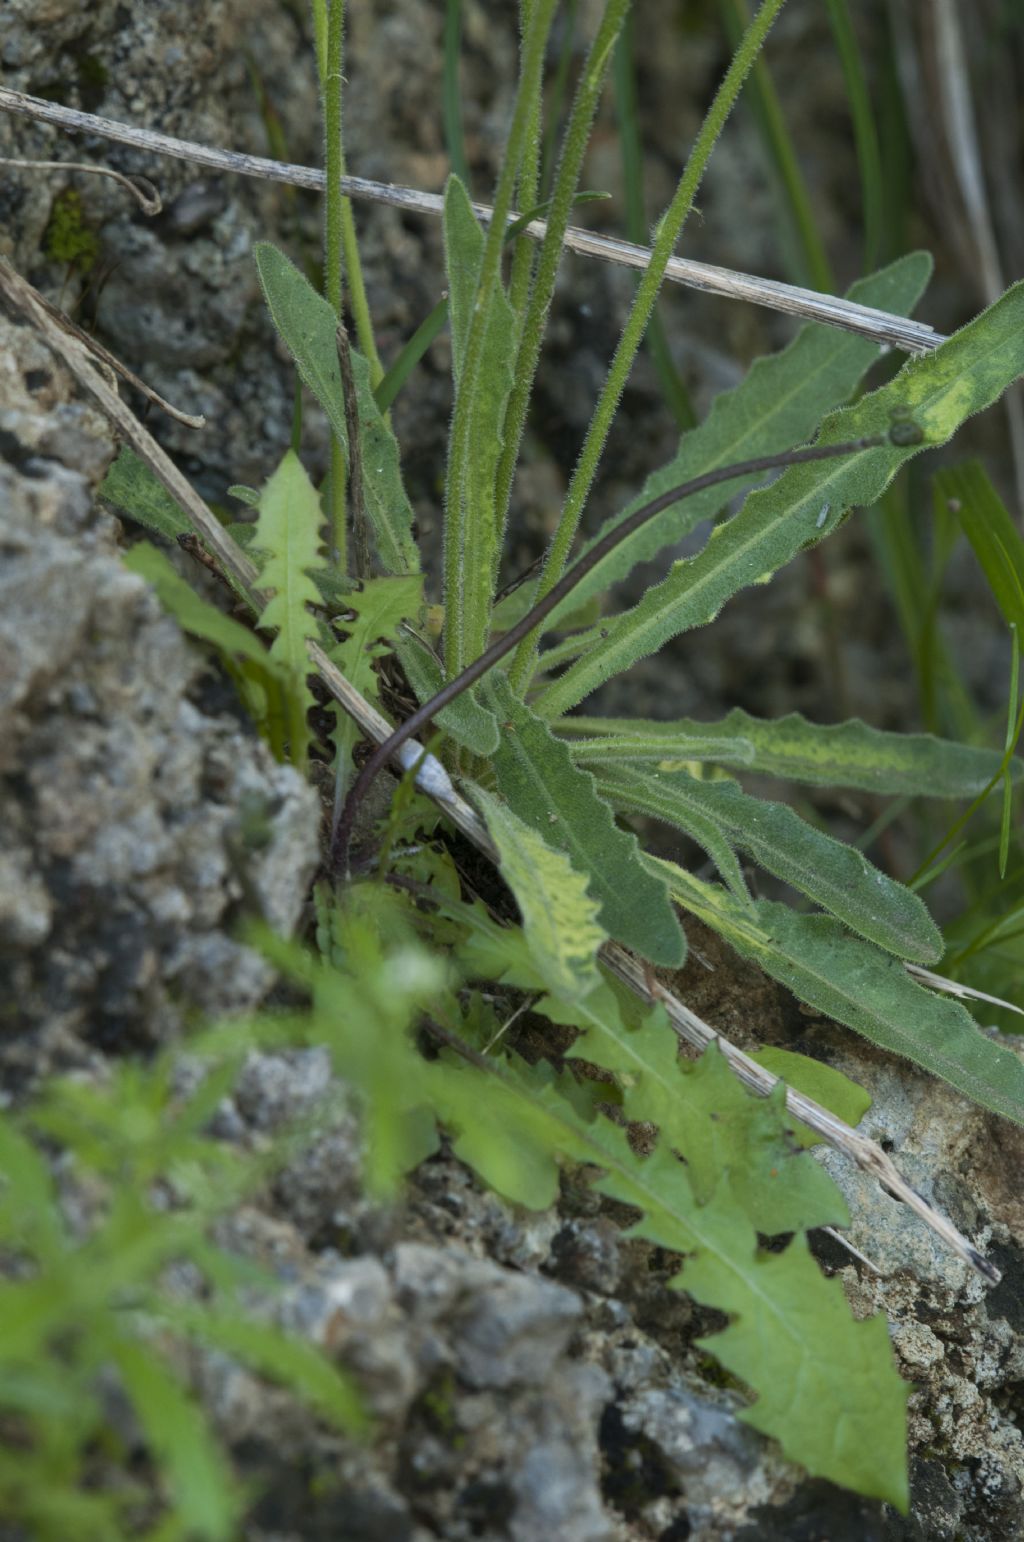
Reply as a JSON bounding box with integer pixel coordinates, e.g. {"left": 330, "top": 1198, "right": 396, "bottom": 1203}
{"left": 0, "top": 84, "right": 943, "bottom": 356}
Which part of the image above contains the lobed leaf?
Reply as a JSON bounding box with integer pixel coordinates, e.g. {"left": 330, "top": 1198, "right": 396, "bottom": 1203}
{"left": 541, "top": 253, "right": 932, "bottom": 630}
{"left": 253, "top": 450, "right": 325, "bottom": 768}
{"left": 657, "top": 860, "right": 1024, "bottom": 1127}
{"left": 562, "top": 707, "right": 1020, "bottom": 797}
{"left": 471, "top": 786, "right": 606, "bottom": 998}
{"left": 537, "top": 278, "right": 1024, "bottom": 717}
{"left": 596, "top": 762, "right": 943, "bottom": 962}
{"left": 540, "top": 985, "right": 847, "bottom": 1234}
{"left": 483, "top": 673, "right": 686, "bottom": 966}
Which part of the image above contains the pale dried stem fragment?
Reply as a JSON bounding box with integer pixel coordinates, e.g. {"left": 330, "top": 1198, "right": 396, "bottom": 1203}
{"left": 0, "top": 85, "right": 943, "bottom": 354}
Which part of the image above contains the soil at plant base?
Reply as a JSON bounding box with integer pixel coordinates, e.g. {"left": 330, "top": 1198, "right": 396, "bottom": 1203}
{"left": 1, "top": 0, "right": 1023, "bottom": 1537}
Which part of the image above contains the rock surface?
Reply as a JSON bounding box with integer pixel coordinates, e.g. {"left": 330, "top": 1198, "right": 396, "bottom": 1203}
{"left": 2, "top": 2, "right": 1023, "bottom": 1539}
{"left": 0, "top": 306, "right": 319, "bottom": 1078}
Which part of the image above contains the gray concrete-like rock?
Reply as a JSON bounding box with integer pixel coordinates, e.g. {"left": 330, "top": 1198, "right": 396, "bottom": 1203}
{"left": 0, "top": 308, "right": 319, "bottom": 1073}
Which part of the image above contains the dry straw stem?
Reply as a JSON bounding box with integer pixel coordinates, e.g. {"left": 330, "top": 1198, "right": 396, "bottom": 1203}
{"left": 0, "top": 85, "right": 943, "bottom": 355}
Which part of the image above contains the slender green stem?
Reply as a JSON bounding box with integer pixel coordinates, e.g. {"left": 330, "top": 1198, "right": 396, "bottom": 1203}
{"left": 494, "top": 0, "right": 633, "bottom": 547}
{"left": 443, "top": 0, "right": 470, "bottom": 186}
{"left": 316, "top": 0, "right": 385, "bottom": 565}
{"left": 823, "top": 0, "right": 883, "bottom": 272}
{"left": 507, "top": 0, "right": 544, "bottom": 322}
{"left": 718, "top": 0, "right": 832, "bottom": 292}
{"left": 508, "top": 0, "right": 790, "bottom": 693}
{"left": 443, "top": 0, "right": 559, "bottom": 679}
{"left": 613, "top": 10, "right": 695, "bottom": 430}
{"left": 320, "top": 0, "right": 348, "bottom": 566}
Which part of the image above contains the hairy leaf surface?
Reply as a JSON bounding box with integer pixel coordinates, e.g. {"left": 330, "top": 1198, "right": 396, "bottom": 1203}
{"left": 254, "top": 242, "right": 419, "bottom": 574}
{"left": 597, "top": 762, "right": 942, "bottom": 961}
{"left": 484, "top": 674, "right": 686, "bottom": 966}
{"left": 538, "top": 279, "right": 1024, "bottom": 716}
{"left": 443, "top": 177, "right": 518, "bottom": 659}
{"left": 542, "top": 253, "right": 931, "bottom": 629}
{"left": 100, "top": 446, "right": 191, "bottom": 540}
{"left": 395, "top": 628, "right": 500, "bottom": 754}
{"left": 562, "top": 707, "right": 1019, "bottom": 796}
{"left": 473, "top": 787, "right": 606, "bottom": 997}
{"left": 657, "top": 861, "right": 1024, "bottom": 1126}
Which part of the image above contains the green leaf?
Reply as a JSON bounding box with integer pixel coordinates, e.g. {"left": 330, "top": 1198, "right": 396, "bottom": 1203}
{"left": 253, "top": 242, "right": 419, "bottom": 574}
{"left": 540, "top": 986, "right": 846, "bottom": 1234}
{"left": 113, "top": 1341, "right": 239, "bottom": 1541}
{"left": 99, "top": 446, "right": 191, "bottom": 540}
{"left": 484, "top": 674, "right": 686, "bottom": 967}
{"left": 330, "top": 576, "right": 424, "bottom": 695}
{"left": 329, "top": 575, "right": 423, "bottom": 791}
{"left": 538, "top": 277, "right": 1024, "bottom": 717}
{"left": 177, "top": 1310, "right": 367, "bottom": 1434}
{"left": 123, "top": 542, "right": 271, "bottom": 664}
{"left": 471, "top": 786, "right": 607, "bottom": 998}
{"left": 502, "top": 1071, "right": 908, "bottom": 1507}
{"left": 442, "top": 176, "right": 518, "bottom": 658}
{"left": 596, "top": 762, "right": 943, "bottom": 962}
{"left": 254, "top": 242, "right": 349, "bottom": 449}
{"left": 684, "top": 1228, "right": 908, "bottom": 1508}
{"left": 425, "top": 1057, "right": 564, "bottom": 1210}
{"left": 658, "top": 860, "right": 1024, "bottom": 1127}
{"left": 562, "top": 707, "right": 1020, "bottom": 797}
{"left": 748, "top": 1046, "right": 872, "bottom": 1148}
{"left": 394, "top": 628, "right": 500, "bottom": 754}
{"left": 597, "top": 761, "right": 751, "bottom": 904}
{"left": 253, "top": 450, "right": 325, "bottom": 768}
{"left": 541, "top": 253, "right": 931, "bottom": 629}
{"left": 936, "top": 459, "right": 1024, "bottom": 641}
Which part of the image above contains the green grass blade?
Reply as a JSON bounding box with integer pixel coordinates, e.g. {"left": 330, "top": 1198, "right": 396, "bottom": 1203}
{"left": 484, "top": 673, "right": 686, "bottom": 966}
{"left": 509, "top": 0, "right": 793, "bottom": 693}
{"left": 537, "top": 278, "right": 1024, "bottom": 718}
{"left": 561, "top": 706, "right": 1020, "bottom": 798}
{"left": 717, "top": 0, "right": 832, "bottom": 290}
{"left": 613, "top": 11, "right": 695, "bottom": 429}
{"left": 598, "top": 763, "right": 942, "bottom": 962}
{"left": 936, "top": 459, "right": 1024, "bottom": 640}
{"left": 113, "top": 1341, "right": 239, "bottom": 1541}
{"left": 1002, "top": 628, "right": 1020, "bottom": 879}
{"left": 373, "top": 297, "right": 448, "bottom": 413}
{"left": 659, "top": 860, "right": 1024, "bottom": 1128}
{"left": 538, "top": 253, "right": 930, "bottom": 632}
{"left": 443, "top": 0, "right": 470, "bottom": 185}
{"left": 823, "top": 0, "right": 884, "bottom": 271}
